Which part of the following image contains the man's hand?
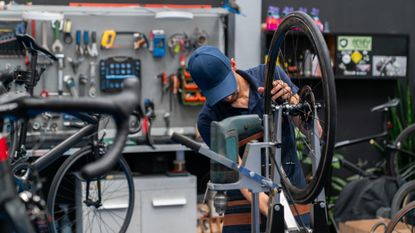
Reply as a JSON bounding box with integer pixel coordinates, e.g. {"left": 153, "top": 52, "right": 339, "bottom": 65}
{"left": 258, "top": 80, "right": 299, "bottom": 104}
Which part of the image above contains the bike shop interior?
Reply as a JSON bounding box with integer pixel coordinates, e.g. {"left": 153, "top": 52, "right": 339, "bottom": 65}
{"left": 0, "top": 1, "right": 414, "bottom": 233}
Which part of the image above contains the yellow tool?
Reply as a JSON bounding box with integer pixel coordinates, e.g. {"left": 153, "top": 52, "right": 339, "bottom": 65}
{"left": 101, "top": 30, "right": 148, "bottom": 50}
{"left": 100, "top": 30, "right": 116, "bottom": 49}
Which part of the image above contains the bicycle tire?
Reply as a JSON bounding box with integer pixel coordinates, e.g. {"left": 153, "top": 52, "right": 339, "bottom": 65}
{"left": 389, "top": 123, "right": 415, "bottom": 182}
{"left": 265, "top": 11, "right": 336, "bottom": 203}
{"left": 385, "top": 201, "right": 415, "bottom": 233}
{"left": 391, "top": 180, "right": 415, "bottom": 217}
{"left": 47, "top": 146, "right": 134, "bottom": 233}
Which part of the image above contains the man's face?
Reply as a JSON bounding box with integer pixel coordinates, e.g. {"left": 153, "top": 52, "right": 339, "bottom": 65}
{"left": 223, "top": 90, "right": 239, "bottom": 103}
{"left": 221, "top": 70, "right": 240, "bottom": 104}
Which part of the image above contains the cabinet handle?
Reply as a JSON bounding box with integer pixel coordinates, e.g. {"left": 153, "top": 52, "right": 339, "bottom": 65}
{"left": 152, "top": 198, "right": 187, "bottom": 207}
{"left": 100, "top": 203, "right": 129, "bottom": 210}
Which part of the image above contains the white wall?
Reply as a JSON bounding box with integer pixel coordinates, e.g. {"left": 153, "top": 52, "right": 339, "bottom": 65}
{"left": 234, "top": 0, "right": 262, "bottom": 70}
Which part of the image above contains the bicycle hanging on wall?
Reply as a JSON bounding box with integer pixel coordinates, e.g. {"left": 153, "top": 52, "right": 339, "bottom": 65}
{"left": 172, "top": 11, "right": 337, "bottom": 233}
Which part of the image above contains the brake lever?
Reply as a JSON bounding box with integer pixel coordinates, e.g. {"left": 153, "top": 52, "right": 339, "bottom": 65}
{"left": 141, "top": 115, "right": 155, "bottom": 149}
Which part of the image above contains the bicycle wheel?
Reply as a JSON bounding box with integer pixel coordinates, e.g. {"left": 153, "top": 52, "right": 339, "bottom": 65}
{"left": 265, "top": 11, "right": 336, "bottom": 203}
{"left": 391, "top": 180, "right": 415, "bottom": 217}
{"left": 390, "top": 123, "right": 415, "bottom": 182}
{"left": 386, "top": 201, "right": 415, "bottom": 233}
{"left": 47, "top": 146, "right": 134, "bottom": 233}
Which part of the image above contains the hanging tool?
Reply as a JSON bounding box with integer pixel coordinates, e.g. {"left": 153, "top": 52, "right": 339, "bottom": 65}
{"left": 64, "top": 75, "right": 78, "bottom": 97}
{"left": 30, "top": 20, "right": 36, "bottom": 38}
{"left": 99, "top": 57, "right": 141, "bottom": 92}
{"left": 162, "top": 73, "right": 180, "bottom": 134}
{"left": 75, "top": 30, "right": 83, "bottom": 56}
{"left": 40, "top": 71, "right": 49, "bottom": 97}
{"left": 223, "top": 0, "right": 242, "bottom": 14}
{"left": 88, "top": 31, "right": 99, "bottom": 57}
{"left": 78, "top": 74, "right": 87, "bottom": 97}
{"left": 83, "top": 30, "right": 90, "bottom": 56}
{"left": 40, "top": 21, "right": 49, "bottom": 51}
{"left": 101, "top": 30, "right": 148, "bottom": 50}
{"left": 152, "top": 30, "right": 166, "bottom": 57}
{"left": 67, "top": 57, "right": 84, "bottom": 74}
{"left": 51, "top": 20, "right": 63, "bottom": 53}
{"left": 133, "top": 32, "right": 149, "bottom": 50}
{"left": 63, "top": 19, "right": 73, "bottom": 44}
{"left": 89, "top": 61, "right": 97, "bottom": 98}
{"left": 192, "top": 28, "right": 208, "bottom": 49}
{"left": 56, "top": 54, "right": 65, "bottom": 95}
{"left": 167, "top": 33, "right": 191, "bottom": 57}
{"left": 157, "top": 72, "right": 168, "bottom": 102}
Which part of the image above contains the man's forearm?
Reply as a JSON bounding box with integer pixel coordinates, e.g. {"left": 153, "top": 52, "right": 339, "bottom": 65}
{"left": 240, "top": 188, "right": 269, "bottom": 217}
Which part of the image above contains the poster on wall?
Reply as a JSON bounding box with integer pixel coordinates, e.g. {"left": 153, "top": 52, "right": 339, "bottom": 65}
{"left": 372, "top": 56, "right": 407, "bottom": 77}
{"left": 336, "top": 36, "right": 372, "bottom": 76}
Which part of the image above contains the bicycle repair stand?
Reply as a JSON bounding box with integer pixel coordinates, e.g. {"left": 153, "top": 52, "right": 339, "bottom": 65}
{"left": 172, "top": 105, "right": 330, "bottom": 233}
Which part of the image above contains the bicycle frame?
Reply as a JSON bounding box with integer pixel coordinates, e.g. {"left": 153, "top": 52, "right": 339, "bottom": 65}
{"left": 335, "top": 98, "right": 398, "bottom": 150}
{"left": 14, "top": 112, "right": 98, "bottom": 174}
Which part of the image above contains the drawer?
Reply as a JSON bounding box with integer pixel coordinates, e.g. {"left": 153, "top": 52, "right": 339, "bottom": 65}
{"left": 140, "top": 187, "right": 196, "bottom": 233}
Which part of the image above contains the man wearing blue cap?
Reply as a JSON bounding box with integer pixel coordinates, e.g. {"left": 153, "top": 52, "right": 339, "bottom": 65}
{"left": 188, "top": 45, "right": 309, "bottom": 232}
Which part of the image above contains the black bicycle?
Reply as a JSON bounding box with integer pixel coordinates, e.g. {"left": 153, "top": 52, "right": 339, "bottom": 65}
{"left": 334, "top": 98, "right": 415, "bottom": 182}
{"left": 0, "top": 35, "right": 149, "bottom": 233}
{"left": 0, "top": 76, "right": 141, "bottom": 232}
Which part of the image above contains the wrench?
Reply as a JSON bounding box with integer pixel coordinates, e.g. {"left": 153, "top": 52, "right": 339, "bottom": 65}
{"left": 78, "top": 74, "right": 88, "bottom": 97}
{"left": 56, "top": 54, "right": 65, "bottom": 95}
{"left": 89, "top": 61, "right": 97, "bottom": 98}
{"left": 88, "top": 31, "right": 99, "bottom": 57}
{"left": 51, "top": 20, "right": 63, "bottom": 53}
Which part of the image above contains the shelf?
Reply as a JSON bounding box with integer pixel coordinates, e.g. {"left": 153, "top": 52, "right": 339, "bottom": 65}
{"left": 288, "top": 75, "right": 400, "bottom": 80}
{"left": 334, "top": 75, "right": 400, "bottom": 80}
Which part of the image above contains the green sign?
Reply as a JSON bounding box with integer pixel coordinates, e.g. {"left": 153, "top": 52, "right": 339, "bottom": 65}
{"left": 337, "top": 36, "right": 372, "bottom": 51}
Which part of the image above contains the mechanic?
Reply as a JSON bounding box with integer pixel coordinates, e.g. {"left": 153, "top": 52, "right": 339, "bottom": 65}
{"left": 188, "top": 45, "right": 311, "bottom": 232}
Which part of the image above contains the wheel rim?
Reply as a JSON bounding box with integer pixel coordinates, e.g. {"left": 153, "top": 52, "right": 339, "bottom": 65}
{"left": 386, "top": 201, "right": 415, "bottom": 233}
{"left": 390, "top": 124, "right": 415, "bottom": 182}
{"left": 265, "top": 11, "right": 336, "bottom": 203}
{"left": 48, "top": 148, "right": 134, "bottom": 233}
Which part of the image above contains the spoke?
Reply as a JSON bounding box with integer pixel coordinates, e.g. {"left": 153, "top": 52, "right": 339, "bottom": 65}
{"left": 95, "top": 209, "right": 117, "bottom": 233}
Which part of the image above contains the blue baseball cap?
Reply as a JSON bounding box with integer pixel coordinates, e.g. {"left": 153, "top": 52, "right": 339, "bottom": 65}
{"left": 188, "top": 46, "right": 237, "bottom": 106}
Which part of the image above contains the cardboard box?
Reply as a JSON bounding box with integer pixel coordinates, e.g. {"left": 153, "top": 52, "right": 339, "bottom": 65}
{"left": 340, "top": 219, "right": 413, "bottom": 233}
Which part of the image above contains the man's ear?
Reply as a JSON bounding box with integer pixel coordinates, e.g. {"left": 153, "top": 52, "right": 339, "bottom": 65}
{"left": 230, "top": 58, "right": 237, "bottom": 71}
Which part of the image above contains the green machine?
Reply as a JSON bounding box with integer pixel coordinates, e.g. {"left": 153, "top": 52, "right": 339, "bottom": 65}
{"left": 210, "top": 114, "right": 263, "bottom": 184}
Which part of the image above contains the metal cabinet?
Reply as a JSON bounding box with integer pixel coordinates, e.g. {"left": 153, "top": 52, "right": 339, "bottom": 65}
{"left": 77, "top": 175, "right": 197, "bottom": 233}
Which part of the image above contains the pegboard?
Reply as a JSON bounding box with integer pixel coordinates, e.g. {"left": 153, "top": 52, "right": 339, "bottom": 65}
{"left": 0, "top": 5, "right": 229, "bottom": 135}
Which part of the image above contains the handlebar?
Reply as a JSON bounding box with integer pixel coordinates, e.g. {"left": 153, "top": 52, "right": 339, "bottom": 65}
{"left": 0, "top": 78, "right": 140, "bottom": 179}
{"left": 171, "top": 132, "right": 202, "bottom": 152}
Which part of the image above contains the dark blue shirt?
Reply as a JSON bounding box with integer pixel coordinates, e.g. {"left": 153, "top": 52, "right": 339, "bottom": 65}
{"left": 197, "top": 65, "right": 307, "bottom": 232}
{"left": 197, "top": 64, "right": 304, "bottom": 185}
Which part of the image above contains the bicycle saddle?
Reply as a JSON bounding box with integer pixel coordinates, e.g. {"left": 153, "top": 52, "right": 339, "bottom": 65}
{"left": 15, "top": 34, "right": 57, "bottom": 61}
{"left": 371, "top": 98, "right": 400, "bottom": 112}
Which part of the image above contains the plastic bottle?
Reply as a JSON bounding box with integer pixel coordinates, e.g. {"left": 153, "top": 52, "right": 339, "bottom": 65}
{"left": 311, "top": 8, "right": 324, "bottom": 32}
{"left": 282, "top": 6, "right": 294, "bottom": 18}
{"left": 266, "top": 6, "right": 280, "bottom": 31}
{"left": 298, "top": 7, "right": 308, "bottom": 14}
